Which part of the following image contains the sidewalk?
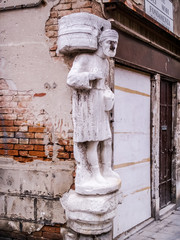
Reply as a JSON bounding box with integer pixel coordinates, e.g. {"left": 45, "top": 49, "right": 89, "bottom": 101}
{"left": 127, "top": 208, "right": 180, "bottom": 240}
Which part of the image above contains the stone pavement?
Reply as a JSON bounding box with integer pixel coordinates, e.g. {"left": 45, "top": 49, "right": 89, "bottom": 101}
{"left": 127, "top": 208, "right": 180, "bottom": 240}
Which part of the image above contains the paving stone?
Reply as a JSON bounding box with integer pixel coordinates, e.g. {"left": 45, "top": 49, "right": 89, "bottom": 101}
{"left": 127, "top": 209, "right": 180, "bottom": 240}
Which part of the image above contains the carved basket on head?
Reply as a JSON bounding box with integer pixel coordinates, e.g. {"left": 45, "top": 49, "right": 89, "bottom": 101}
{"left": 57, "top": 12, "right": 111, "bottom": 54}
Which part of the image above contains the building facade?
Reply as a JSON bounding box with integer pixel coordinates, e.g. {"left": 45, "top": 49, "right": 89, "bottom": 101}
{"left": 0, "top": 0, "right": 180, "bottom": 239}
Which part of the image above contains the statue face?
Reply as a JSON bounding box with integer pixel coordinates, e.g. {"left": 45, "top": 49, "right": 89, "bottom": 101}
{"left": 101, "top": 39, "right": 118, "bottom": 58}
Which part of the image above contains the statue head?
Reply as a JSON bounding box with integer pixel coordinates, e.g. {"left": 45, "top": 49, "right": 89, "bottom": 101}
{"left": 99, "top": 29, "right": 119, "bottom": 58}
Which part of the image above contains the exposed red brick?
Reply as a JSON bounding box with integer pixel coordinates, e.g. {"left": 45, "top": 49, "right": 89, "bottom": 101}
{"left": 57, "top": 146, "right": 64, "bottom": 152}
{"left": 0, "top": 144, "right": 13, "bottom": 149}
{"left": 57, "top": 152, "right": 69, "bottom": 158}
{"left": 65, "top": 145, "right": 73, "bottom": 152}
{"left": 50, "top": 11, "right": 58, "bottom": 18}
{"left": 32, "top": 231, "right": 42, "bottom": 237}
{"left": 0, "top": 120, "right": 13, "bottom": 126}
{"left": 54, "top": 3, "right": 72, "bottom": 11}
{"left": 29, "top": 151, "right": 46, "bottom": 157}
{"left": 35, "top": 133, "right": 45, "bottom": 139}
{"left": 72, "top": 1, "right": 92, "bottom": 9}
{"left": 43, "top": 158, "right": 52, "bottom": 161}
{"left": 0, "top": 149, "right": 18, "bottom": 156}
{"left": 43, "top": 231, "right": 62, "bottom": 239}
{"left": 0, "top": 126, "right": 18, "bottom": 132}
{"left": 14, "top": 120, "right": 27, "bottom": 126}
{"left": 34, "top": 93, "right": 46, "bottom": 97}
{"left": 45, "top": 25, "right": 58, "bottom": 31}
{"left": 14, "top": 144, "right": 34, "bottom": 150}
{"left": 71, "top": 153, "right": 74, "bottom": 159}
{"left": 80, "top": 7, "right": 92, "bottom": 13}
{"left": 57, "top": 8, "right": 80, "bottom": 17}
{"left": 19, "top": 139, "right": 29, "bottom": 144}
{"left": 29, "top": 139, "right": 44, "bottom": 145}
{"left": 29, "top": 127, "right": 45, "bottom": 133}
{"left": 0, "top": 138, "right": 18, "bottom": 144}
{"left": 19, "top": 150, "right": 29, "bottom": 156}
{"left": 46, "top": 30, "right": 58, "bottom": 38}
{"left": 0, "top": 132, "right": 14, "bottom": 137}
{"left": 34, "top": 145, "right": 44, "bottom": 151}
{"left": 58, "top": 139, "right": 69, "bottom": 146}
{"left": 46, "top": 18, "right": 58, "bottom": 26}
{"left": 42, "top": 226, "right": 60, "bottom": 233}
{"left": 14, "top": 156, "right": 33, "bottom": 162}
{"left": 15, "top": 132, "right": 35, "bottom": 139}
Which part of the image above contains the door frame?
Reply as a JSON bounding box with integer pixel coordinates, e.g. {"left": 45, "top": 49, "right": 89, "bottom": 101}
{"left": 151, "top": 74, "right": 177, "bottom": 219}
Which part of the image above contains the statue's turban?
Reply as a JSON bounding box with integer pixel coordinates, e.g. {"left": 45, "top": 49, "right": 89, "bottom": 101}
{"left": 99, "top": 29, "right": 119, "bottom": 42}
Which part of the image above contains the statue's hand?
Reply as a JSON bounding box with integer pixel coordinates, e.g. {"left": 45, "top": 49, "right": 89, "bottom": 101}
{"left": 89, "top": 72, "right": 103, "bottom": 81}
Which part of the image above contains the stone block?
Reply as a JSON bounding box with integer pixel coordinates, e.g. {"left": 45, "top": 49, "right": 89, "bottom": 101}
{"left": 22, "top": 222, "right": 43, "bottom": 234}
{"left": 0, "top": 195, "right": 5, "bottom": 216}
{"left": 37, "top": 199, "right": 66, "bottom": 224}
{"left": 0, "top": 219, "right": 19, "bottom": 232}
{"left": 0, "top": 168, "right": 21, "bottom": 194}
{"left": 20, "top": 169, "right": 52, "bottom": 196}
{"left": 0, "top": 160, "right": 74, "bottom": 197}
{"left": 53, "top": 168, "right": 74, "bottom": 196}
{"left": 6, "top": 196, "right": 34, "bottom": 220}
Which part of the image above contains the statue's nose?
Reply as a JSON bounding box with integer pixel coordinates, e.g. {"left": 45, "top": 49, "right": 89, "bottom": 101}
{"left": 110, "top": 43, "right": 115, "bottom": 51}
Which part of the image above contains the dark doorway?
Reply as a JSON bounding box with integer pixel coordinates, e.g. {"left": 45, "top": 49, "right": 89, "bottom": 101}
{"left": 159, "top": 79, "right": 172, "bottom": 209}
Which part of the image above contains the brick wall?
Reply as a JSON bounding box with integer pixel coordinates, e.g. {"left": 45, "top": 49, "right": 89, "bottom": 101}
{"left": 0, "top": 0, "right": 103, "bottom": 238}
{"left": 0, "top": 79, "right": 74, "bottom": 163}
{"left": 0, "top": 224, "right": 64, "bottom": 240}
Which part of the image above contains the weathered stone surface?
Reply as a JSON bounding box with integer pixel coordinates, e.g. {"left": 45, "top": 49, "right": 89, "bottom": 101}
{"left": 6, "top": 196, "right": 34, "bottom": 220}
{"left": 0, "top": 0, "right": 42, "bottom": 10}
{"left": 0, "top": 196, "right": 5, "bottom": 216}
{"left": 0, "top": 219, "right": 20, "bottom": 232}
{"left": 22, "top": 222, "right": 43, "bottom": 234}
{"left": 37, "top": 199, "right": 66, "bottom": 223}
{"left": 0, "top": 158, "right": 74, "bottom": 197}
{"left": 61, "top": 190, "right": 121, "bottom": 235}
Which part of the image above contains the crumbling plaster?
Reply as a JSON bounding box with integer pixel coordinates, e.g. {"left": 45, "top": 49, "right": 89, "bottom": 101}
{"left": 0, "top": 0, "right": 73, "bottom": 136}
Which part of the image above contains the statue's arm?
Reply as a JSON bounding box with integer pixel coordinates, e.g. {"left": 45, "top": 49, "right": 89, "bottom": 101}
{"left": 67, "top": 55, "right": 102, "bottom": 90}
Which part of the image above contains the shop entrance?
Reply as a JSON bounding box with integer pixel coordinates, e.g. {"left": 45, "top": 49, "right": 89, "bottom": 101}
{"left": 159, "top": 79, "right": 173, "bottom": 209}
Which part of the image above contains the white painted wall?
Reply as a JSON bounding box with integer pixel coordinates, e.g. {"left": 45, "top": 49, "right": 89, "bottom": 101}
{"left": 113, "top": 66, "right": 151, "bottom": 238}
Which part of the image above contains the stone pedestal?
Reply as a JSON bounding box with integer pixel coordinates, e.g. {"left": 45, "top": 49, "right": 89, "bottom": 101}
{"left": 61, "top": 190, "right": 122, "bottom": 239}
{"left": 61, "top": 228, "right": 112, "bottom": 240}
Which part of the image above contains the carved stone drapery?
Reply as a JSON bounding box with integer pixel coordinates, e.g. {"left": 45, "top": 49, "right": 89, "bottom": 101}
{"left": 57, "top": 13, "right": 122, "bottom": 240}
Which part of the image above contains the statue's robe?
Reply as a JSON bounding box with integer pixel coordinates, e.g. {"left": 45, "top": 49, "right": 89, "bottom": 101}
{"left": 67, "top": 53, "right": 114, "bottom": 143}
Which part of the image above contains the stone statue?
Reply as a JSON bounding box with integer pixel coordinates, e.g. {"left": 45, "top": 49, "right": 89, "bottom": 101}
{"left": 67, "top": 29, "right": 121, "bottom": 195}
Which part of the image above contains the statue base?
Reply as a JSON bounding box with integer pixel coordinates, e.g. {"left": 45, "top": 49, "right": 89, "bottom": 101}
{"left": 75, "top": 176, "right": 121, "bottom": 195}
{"left": 61, "top": 190, "right": 122, "bottom": 236}
{"left": 61, "top": 228, "right": 112, "bottom": 240}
